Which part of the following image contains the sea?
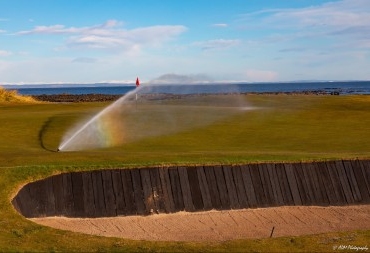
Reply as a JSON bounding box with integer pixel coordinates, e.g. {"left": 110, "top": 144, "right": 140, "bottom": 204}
{"left": 6, "top": 81, "right": 370, "bottom": 96}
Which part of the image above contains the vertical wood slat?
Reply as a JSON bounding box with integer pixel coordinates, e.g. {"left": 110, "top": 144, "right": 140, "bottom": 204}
{"left": 314, "top": 162, "right": 330, "bottom": 205}
{"left": 197, "top": 166, "right": 213, "bottom": 210}
{"left": 318, "top": 162, "right": 339, "bottom": 205}
{"left": 258, "top": 164, "right": 276, "bottom": 206}
{"left": 292, "top": 163, "right": 310, "bottom": 205}
{"left": 305, "top": 162, "right": 325, "bottom": 205}
{"left": 358, "top": 160, "right": 370, "bottom": 199}
{"left": 52, "top": 175, "right": 64, "bottom": 216}
{"left": 82, "top": 172, "right": 96, "bottom": 217}
{"left": 300, "top": 163, "right": 317, "bottom": 205}
{"left": 335, "top": 160, "right": 355, "bottom": 204}
{"left": 131, "top": 169, "right": 146, "bottom": 215}
{"left": 121, "top": 169, "right": 136, "bottom": 215}
{"left": 91, "top": 171, "right": 106, "bottom": 217}
{"left": 204, "top": 166, "right": 222, "bottom": 209}
{"left": 140, "top": 168, "right": 155, "bottom": 215}
{"left": 213, "top": 165, "right": 230, "bottom": 209}
{"left": 150, "top": 168, "right": 166, "bottom": 214}
{"left": 111, "top": 170, "right": 126, "bottom": 216}
{"left": 71, "top": 172, "right": 85, "bottom": 217}
{"left": 222, "top": 166, "right": 239, "bottom": 209}
{"left": 248, "top": 164, "right": 266, "bottom": 207}
{"left": 231, "top": 165, "right": 248, "bottom": 208}
{"left": 275, "top": 163, "right": 294, "bottom": 206}
{"left": 44, "top": 176, "right": 56, "bottom": 216}
{"left": 266, "top": 163, "right": 285, "bottom": 206}
{"left": 187, "top": 167, "right": 204, "bottom": 211}
{"left": 62, "top": 173, "right": 74, "bottom": 216}
{"left": 351, "top": 160, "right": 370, "bottom": 203}
{"left": 284, "top": 163, "right": 302, "bottom": 206}
{"left": 342, "top": 160, "right": 362, "bottom": 202}
{"left": 178, "top": 167, "right": 195, "bottom": 212}
{"left": 15, "top": 184, "right": 35, "bottom": 217}
{"left": 159, "top": 167, "right": 175, "bottom": 213}
{"left": 169, "top": 167, "right": 184, "bottom": 211}
{"left": 240, "top": 165, "right": 257, "bottom": 208}
{"left": 326, "top": 161, "right": 347, "bottom": 205}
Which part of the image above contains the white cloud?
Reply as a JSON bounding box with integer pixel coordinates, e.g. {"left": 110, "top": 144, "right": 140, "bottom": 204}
{"left": 16, "top": 20, "right": 187, "bottom": 53}
{"left": 193, "top": 39, "right": 240, "bottom": 51}
{"left": 0, "top": 50, "right": 12, "bottom": 57}
{"left": 212, "top": 23, "right": 228, "bottom": 28}
{"left": 244, "top": 69, "right": 278, "bottom": 82}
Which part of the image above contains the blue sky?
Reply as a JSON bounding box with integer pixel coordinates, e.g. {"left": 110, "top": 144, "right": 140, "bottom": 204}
{"left": 1, "top": 0, "right": 370, "bottom": 84}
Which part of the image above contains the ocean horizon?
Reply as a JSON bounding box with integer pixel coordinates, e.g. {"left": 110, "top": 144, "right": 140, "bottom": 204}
{"left": 4, "top": 80, "right": 370, "bottom": 96}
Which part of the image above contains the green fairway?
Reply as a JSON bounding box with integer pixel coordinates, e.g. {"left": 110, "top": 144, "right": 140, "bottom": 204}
{"left": 1, "top": 94, "right": 370, "bottom": 252}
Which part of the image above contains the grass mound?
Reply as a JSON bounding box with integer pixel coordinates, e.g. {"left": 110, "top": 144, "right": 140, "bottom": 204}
{"left": 0, "top": 86, "right": 39, "bottom": 103}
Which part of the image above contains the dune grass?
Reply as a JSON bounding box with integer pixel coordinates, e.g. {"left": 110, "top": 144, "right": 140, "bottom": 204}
{"left": 0, "top": 94, "right": 370, "bottom": 252}
{"left": 0, "top": 86, "right": 39, "bottom": 103}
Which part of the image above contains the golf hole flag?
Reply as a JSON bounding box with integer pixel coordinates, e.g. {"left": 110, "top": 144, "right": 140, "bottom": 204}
{"left": 136, "top": 77, "right": 140, "bottom": 87}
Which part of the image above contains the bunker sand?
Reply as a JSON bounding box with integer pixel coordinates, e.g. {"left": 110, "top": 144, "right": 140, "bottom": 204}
{"left": 32, "top": 205, "right": 370, "bottom": 242}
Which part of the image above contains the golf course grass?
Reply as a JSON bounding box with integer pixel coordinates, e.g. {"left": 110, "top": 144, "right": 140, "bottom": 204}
{"left": 1, "top": 93, "right": 370, "bottom": 252}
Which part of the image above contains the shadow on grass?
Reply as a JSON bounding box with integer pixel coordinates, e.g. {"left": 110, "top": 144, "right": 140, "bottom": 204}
{"left": 38, "top": 117, "right": 58, "bottom": 152}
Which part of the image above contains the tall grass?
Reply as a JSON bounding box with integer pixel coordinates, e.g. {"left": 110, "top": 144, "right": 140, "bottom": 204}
{"left": 0, "top": 86, "right": 39, "bottom": 103}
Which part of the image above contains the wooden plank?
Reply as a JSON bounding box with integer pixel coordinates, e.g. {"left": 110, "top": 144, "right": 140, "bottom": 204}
{"left": 102, "top": 170, "right": 117, "bottom": 216}
{"left": 335, "top": 160, "right": 355, "bottom": 204}
{"left": 197, "top": 166, "right": 213, "bottom": 210}
{"left": 292, "top": 163, "right": 310, "bottom": 206}
{"left": 111, "top": 170, "right": 126, "bottom": 216}
{"left": 351, "top": 160, "right": 370, "bottom": 203}
{"left": 326, "top": 161, "right": 347, "bottom": 205}
{"left": 222, "top": 165, "right": 239, "bottom": 209}
{"left": 44, "top": 177, "right": 56, "bottom": 216}
{"left": 318, "top": 162, "right": 338, "bottom": 205}
{"left": 312, "top": 163, "right": 330, "bottom": 205}
{"left": 150, "top": 168, "right": 166, "bottom": 213}
{"left": 187, "top": 167, "right": 204, "bottom": 211}
{"left": 275, "top": 163, "right": 294, "bottom": 206}
{"left": 358, "top": 160, "right": 370, "bottom": 197}
{"left": 231, "top": 165, "right": 248, "bottom": 208}
{"left": 140, "top": 168, "right": 155, "bottom": 215}
{"left": 301, "top": 163, "right": 317, "bottom": 205}
{"left": 266, "top": 163, "right": 284, "bottom": 206}
{"left": 305, "top": 162, "right": 325, "bottom": 205}
{"left": 178, "top": 167, "right": 195, "bottom": 212}
{"left": 168, "top": 167, "right": 184, "bottom": 211}
{"left": 204, "top": 166, "right": 222, "bottom": 209}
{"left": 240, "top": 165, "right": 257, "bottom": 208}
{"left": 258, "top": 164, "right": 275, "bottom": 206}
{"left": 248, "top": 164, "right": 267, "bottom": 207}
{"left": 14, "top": 184, "right": 35, "bottom": 217}
{"left": 82, "top": 172, "right": 96, "bottom": 217}
{"left": 131, "top": 169, "right": 145, "bottom": 215}
{"left": 52, "top": 174, "right": 64, "bottom": 216}
{"left": 343, "top": 160, "right": 362, "bottom": 203}
{"left": 121, "top": 169, "right": 136, "bottom": 215}
{"left": 71, "top": 172, "right": 85, "bottom": 217}
{"left": 62, "top": 173, "right": 74, "bottom": 216}
{"left": 284, "top": 163, "right": 302, "bottom": 206}
{"left": 213, "top": 165, "right": 230, "bottom": 209}
{"left": 91, "top": 171, "right": 106, "bottom": 217}
{"left": 159, "top": 167, "right": 175, "bottom": 213}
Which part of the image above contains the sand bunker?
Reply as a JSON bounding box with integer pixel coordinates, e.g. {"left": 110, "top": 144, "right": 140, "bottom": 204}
{"left": 31, "top": 205, "right": 370, "bottom": 242}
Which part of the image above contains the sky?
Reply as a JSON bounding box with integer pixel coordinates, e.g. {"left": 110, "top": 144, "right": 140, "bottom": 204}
{"left": 1, "top": 0, "right": 370, "bottom": 84}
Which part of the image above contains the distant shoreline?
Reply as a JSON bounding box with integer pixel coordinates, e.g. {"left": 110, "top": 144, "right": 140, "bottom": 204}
{"left": 32, "top": 90, "right": 345, "bottom": 103}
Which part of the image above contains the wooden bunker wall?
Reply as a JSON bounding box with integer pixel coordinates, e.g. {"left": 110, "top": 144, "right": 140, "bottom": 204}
{"left": 12, "top": 160, "right": 370, "bottom": 218}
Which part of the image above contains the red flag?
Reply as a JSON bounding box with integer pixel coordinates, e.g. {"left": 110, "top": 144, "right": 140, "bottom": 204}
{"left": 136, "top": 77, "right": 140, "bottom": 87}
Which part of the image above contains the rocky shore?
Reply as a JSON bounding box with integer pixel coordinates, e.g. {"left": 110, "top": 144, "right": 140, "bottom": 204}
{"left": 33, "top": 90, "right": 338, "bottom": 103}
